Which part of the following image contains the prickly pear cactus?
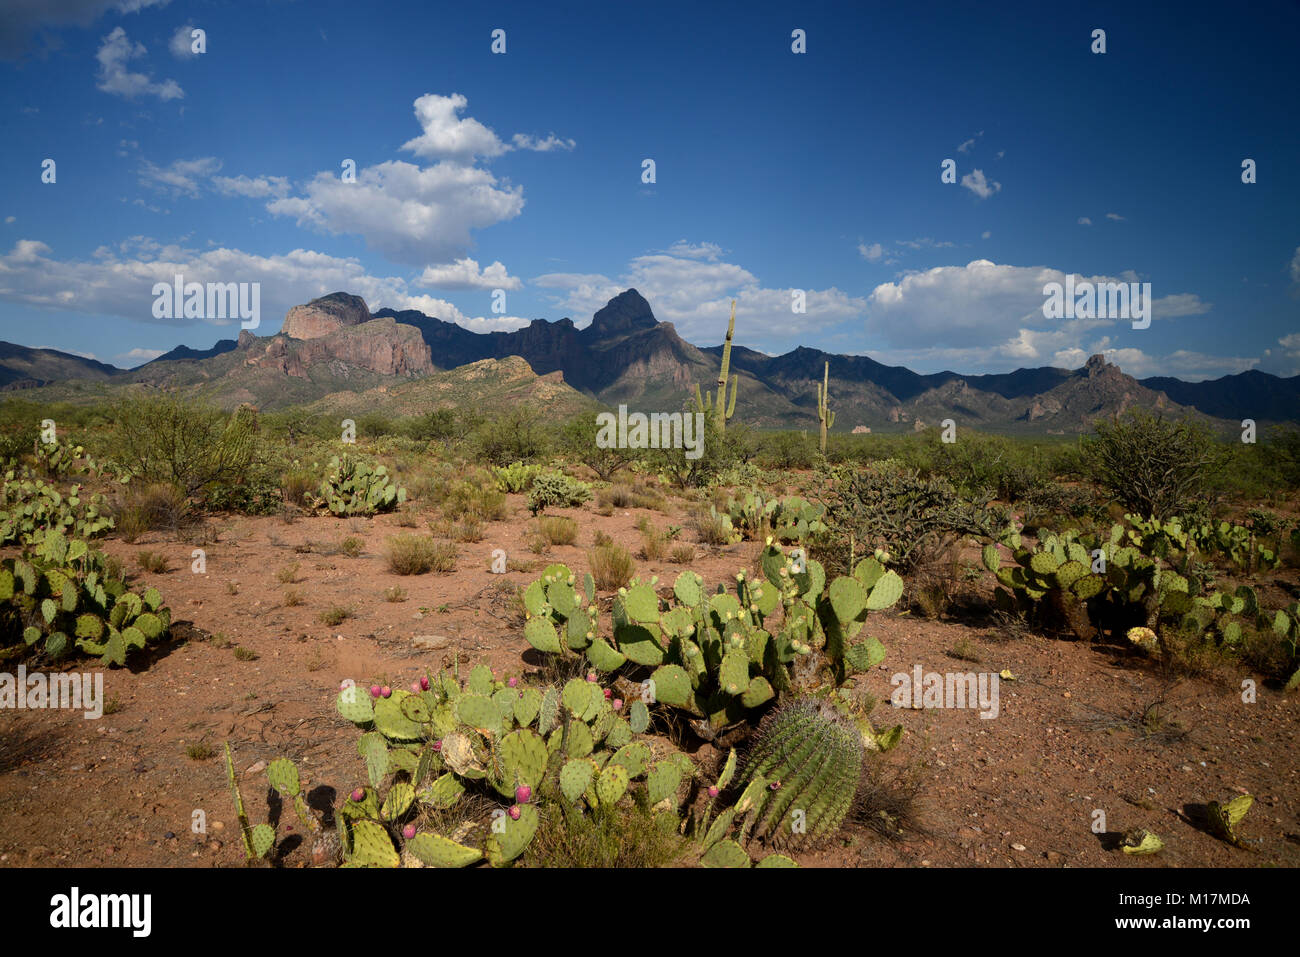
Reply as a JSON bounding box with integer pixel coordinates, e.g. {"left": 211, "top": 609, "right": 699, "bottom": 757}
{"left": 310, "top": 454, "right": 406, "bottom": 516}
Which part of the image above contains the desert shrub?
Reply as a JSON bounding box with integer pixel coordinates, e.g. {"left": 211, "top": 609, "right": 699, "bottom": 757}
{"left": 599, "top": 485, "right": 635, "bottom": 509}
{"left": 689, "top": 505, "right": 740, "bottom": 546}
{"left": 113, "top": 481, "right": 188, "bottom": 539}
{"left": 588, "top": 543, "right": 635, "bottom": 590}
{"left": 645, "top": 412, "right": 737, "bottom": 488}
{"left": 318, "top": 605, "right": 354, "bottom": 626}
{"left": 759, "top": 431, "right": 819, "bottom": 471}
{"left": 109, "top": 396, "right": 258, "bottom": 497}
{"left": 135, "top": 550, "right": 170, "bottom": 574}
{"left": 1085, "top": 410, "right": 1226, "bottom": 518}
{"left": 339, "top": 536, "right": 364, "bottom": 558}
{"left": 816, "top": 461, "right": 1009, "bottom": 575}
{"left": 562, "top": 412, "right": 636, "bottom": 481}
{"left": 282, "top": 470, "right": 316, "bottom": 506}
{"left": 638, "top": 523, "right": 669, "bottom": 561}
{"left": 537, "top": 515, "right": 578, "bottom": 546}
{"left": 382, "top": 535, "right": 444, "bottom": 572}
{"left": 0, "top": 417, "right": 38, "bottom": 465}
{"left": 529, "top": 800, "right": 685, "bottom": 868}
{"left": 442, "top": 476, "right": 508, "bottom": 522}
{"left": 1259, "top": 424, "right": 1300, "bottom": 489}
{"left": 922, "top": 433, "right": 1048, "bottom": 501}
{"left": 205, "top": 475, "right": 282, "bottom": 515}
{"left": 474, "top": 407, "right": 551, "bottom": 465}
{"left": 528, "top": 472, "right": 592, "bottom": 515}
{"left": 451, "top": 518, "right": 484, "bottom": 543}
{"left": 669, "top": 544, "right": 695, "bottom": 564}
{"left": 353, "top": 411, "right": 401, "bottom": 438}
{"left": 1017, "top": 479, "right": 1076, "bottom": 525}
{"left": 385, "top": 534, "right": 456, "bottom": 574}
{"left": 401, "top": 408, "right": 461, "bottom": 443}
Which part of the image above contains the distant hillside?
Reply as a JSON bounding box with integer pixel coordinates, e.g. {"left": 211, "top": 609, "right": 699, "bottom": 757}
{"left": 1138, "top": 370, "right": 1300, "bottom": 423}
{"left": 302, "top": 356, "right": 599, "bottom": 420}
{"left": 3, "top": 288, "right": 1297, "bottom": 432}
{"left": 0, "top": 342, "right": 122, "bottom": 390}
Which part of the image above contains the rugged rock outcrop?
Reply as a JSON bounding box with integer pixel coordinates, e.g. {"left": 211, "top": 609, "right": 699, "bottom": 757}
{"left": 244, "top": 318, "right": 432, "bottom": 378}
{"left": 282, "top": 292, "right": 372, "bottom": 340}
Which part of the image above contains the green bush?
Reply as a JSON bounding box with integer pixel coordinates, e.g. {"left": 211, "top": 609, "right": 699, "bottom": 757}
{"left": 474, "top": 407, "right": 551, "bottom": 466}
{"left": 527, "top": 472, "right": 591, "bottom": 515}
{"left": 1085, "top": 410, "right": 1225, "bottom": 518}
{"left": 757, "top": 431, "right": 818, "bottom": 471}
{"left": 817, "top": 461, "right": 1009, "bottom": 575}
{"left": 109, "top": 397, "right": 259, "bottom": 497}
{"left": 562, "top": 413, "right": 636, "bottom": 482}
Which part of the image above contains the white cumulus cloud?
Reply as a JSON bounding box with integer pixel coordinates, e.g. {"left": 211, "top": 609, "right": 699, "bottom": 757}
{"left": 960, "top": 169, "right": 1001, "bottom": 200}
{"left": 535, "top": 247, "right": 865, "bottom": 346}
{"left": 416, "top": 258, "right": 521, "bottom": 291}
{"left": 169, "top": 24, "right": 198, "bottom": 58}
{"left": 96, "top": 27, "right": 182, "bottom": 100}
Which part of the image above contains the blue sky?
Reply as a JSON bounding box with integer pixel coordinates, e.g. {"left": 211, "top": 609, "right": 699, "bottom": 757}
{"left": 1, "top": 0, "right": 1297, "bottom": 380}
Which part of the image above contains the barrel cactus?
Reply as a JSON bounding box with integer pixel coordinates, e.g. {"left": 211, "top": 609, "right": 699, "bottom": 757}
{"left": 736, "top": 697, "right": 864, "bottom": 849}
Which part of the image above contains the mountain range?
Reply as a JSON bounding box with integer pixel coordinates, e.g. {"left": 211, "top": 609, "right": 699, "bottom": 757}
{"left": 2, "top": 289, "right": 1296, "bottom": 434}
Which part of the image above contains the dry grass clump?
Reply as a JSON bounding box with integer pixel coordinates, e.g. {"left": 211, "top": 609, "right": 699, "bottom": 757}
{"left": 588, "top": 543, "right": 635, "bottom": 591}
{"left": 537, "top": 515, "right": 578, "bottom": 546}
{"left": 385, "top": 534, "right": 457, "bottom": 575}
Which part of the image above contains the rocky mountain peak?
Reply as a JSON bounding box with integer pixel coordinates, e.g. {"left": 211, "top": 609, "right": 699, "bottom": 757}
{"left": 1084, "top": 353, "right": 1113, "bottom": 377}
{"left": 282, "top": 292, "right": 372, "bottom": 340}
{"left": 587, "top": 289, "right": 657, "bottom": 338}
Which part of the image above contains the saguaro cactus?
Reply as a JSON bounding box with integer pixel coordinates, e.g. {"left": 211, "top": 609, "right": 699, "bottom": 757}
{"left": 816, "top": 361, "right": 835, "bottom": 453}
{"left": 694, "top": 300, "right": 739, "bottom": 433}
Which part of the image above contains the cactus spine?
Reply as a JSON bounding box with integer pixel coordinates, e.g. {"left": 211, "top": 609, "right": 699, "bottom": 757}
{"left": 694, "top": 299, "right": 738, "bottom": 432}
{"left": 816, "top": 361, "right": 835, "bottom": 453}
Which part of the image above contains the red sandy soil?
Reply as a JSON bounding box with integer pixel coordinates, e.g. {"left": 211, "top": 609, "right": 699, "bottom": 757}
{"left": 2, "top": 495, "right": 1297, "bottom": 868}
